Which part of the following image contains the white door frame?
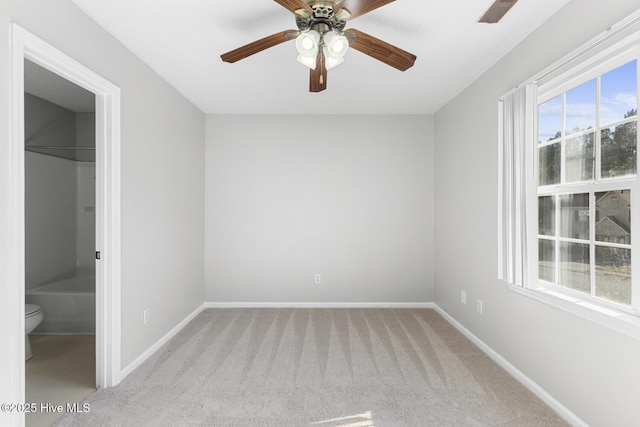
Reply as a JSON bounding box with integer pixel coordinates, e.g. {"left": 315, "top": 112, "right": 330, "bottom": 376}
{"left": 9, "top": 23, "right": 122, "bottom": 421}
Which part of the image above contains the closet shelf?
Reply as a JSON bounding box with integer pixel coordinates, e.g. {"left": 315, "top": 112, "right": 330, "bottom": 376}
{"left": 25, "top": 145, "right": 95, "bottom": 162}
{"left": 26, "top": 146, "right": 94, "bottom": 150}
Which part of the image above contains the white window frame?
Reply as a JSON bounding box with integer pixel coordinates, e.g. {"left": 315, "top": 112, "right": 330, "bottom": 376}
{"left": 502, "top": 11, "right": 640, "bottom": 341}
{"left": 535, "top": 49, "right": 640, "bottom": 315}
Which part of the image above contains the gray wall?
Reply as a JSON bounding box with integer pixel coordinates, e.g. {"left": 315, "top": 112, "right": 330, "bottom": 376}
{"left": 3, "top": 0, "right": 638, "bottom": 425}
{"left": 205, "top": 115, "right": 434, "bottom": 303}
{"left": 0, "top": 1, "right": 205, "bottom": 409}
{"left": 434, "top": 1, "right": 640, "bottom": 425}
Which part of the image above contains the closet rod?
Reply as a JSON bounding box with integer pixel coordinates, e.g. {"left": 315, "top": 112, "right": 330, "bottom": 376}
{"left": 25, "top": 146, "right": 95, "bottom": 150}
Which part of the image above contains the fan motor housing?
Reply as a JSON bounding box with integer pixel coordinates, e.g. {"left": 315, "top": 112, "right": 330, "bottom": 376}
{"left": 296, "top": 1, "right": 349, "bottom": 33}
{"left": 311, "top": 3, "right": 334, "bottom": 19}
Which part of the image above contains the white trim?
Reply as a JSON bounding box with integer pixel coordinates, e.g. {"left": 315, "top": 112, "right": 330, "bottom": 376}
{"left": 98, "top": 301, "right": 583, "bottom": 426}
{"left": 509, "top": 284, "right": 640, "bottom": 341}
{"left": 8, "top": 24, "right": 27, "bottom": 427}
{"left": 119, "top": 302, "right": 433, "bottom": 382}
{"left": 537, "top": 47, "right": 638, "bottom": 103}
{"left": 517, "top": 8, "right": 640, "bottom": 335}
{"left": 433, "top": 304, "right": 588, "bottom": 427}
{"left": 10, "top": 24, "right": 122, "bottom": 409}
{"left": 204, "top": 302, "right": 435, "bottom": 309}
{"left": 531, "top": 33, "right": 640, "bottom": 318}
{"left": 119, "top": 304, "right": 206, "bottom": 380}
{"left": 532, "top": 9, "right": 640, "bottom": 89}
{"left": 124, "top": 301, "right": 584, "bottom": 426}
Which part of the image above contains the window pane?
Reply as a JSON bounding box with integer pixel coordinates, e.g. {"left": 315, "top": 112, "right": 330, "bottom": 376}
{"left": 539, "top": 239, "right": 555, "bottom": 283}
{"left": 539, "top": 143, "right": 560, "bottom": 186}
{"left": 565, "top": 132, "right": 594, "bottom": 182}
{"left": 566, "top": 79, "right": 596, "bottom": 135}
{"left": 539, "top": 96, "right": 562, "bottom": 143}
{"left": 595, "top": 190, "right": 631, "bottom": 244}
{"left": 601, "top": 60, "right": 637, "bottom": 125}
{"left": 538, "top": 196, "right": 555, "bottom": 235}
{"left": 560, "top": 193, "right": 590, "bottom": 240}
{"left": 559, "top": 242, "right": 590, "bottom": 294}
{"left": 601, "top": 121, "right": 637, "bottom": 178}
{"left": 595, "top": 246, "right": 631, "bottom": 305}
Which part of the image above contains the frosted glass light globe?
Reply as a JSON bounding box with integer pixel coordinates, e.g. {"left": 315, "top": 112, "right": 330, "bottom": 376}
{"left": 301, "top": 36, "right": 314, "bottom": 50}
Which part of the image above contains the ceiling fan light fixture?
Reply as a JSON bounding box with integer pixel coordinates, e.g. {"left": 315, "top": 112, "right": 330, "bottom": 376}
{"left": 221, "top": 0, "right": 417, "bottom": 92}
{"left": 324, "top": 54, "right": 344, "bottom": 70}
{"left": 295, "top": 30, "right": 320, "bottom": 56}
{"left": 296, "top": 54, "right": 317, "bottom": 69}
{"left": 323, "top": 31, "right": 349, "bottom": 58}
{"left": 322, "top": 31, "right": 349, "bottom": 70}
{"left": 332, "top": 39, "right": 345, "bottom": 53}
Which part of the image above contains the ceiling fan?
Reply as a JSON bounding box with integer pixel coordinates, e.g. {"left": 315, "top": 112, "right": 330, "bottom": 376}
{"left": 478, "top": 0, "right": 519, "bottom": 23}
{"left": 220, "top": 0, "right": 417, "bottom": 93}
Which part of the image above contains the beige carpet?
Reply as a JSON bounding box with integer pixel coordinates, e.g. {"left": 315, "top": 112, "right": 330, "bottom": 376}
{"left": 56, "top": 308, "right": 566, "bottom": 426}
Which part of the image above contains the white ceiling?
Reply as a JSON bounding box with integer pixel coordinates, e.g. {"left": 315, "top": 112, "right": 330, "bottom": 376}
{"left": 71, "top": 0, "right": 571, "bottom": 115}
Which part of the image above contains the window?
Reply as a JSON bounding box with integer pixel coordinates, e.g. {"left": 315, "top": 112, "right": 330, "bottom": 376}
{"left": 499, "top": 15, "right": 640, "bottom": 336}
{"left": 536, "top": 57, "right": 638, "bottom": 312}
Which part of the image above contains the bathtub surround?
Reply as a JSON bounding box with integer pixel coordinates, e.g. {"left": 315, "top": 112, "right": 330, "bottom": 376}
{"left": 24, "top": 93, "right": 96, "bottom": 290}
{"left": 24, "top": 92, "right": 97, "bottom": 339}
{"left": 27, "top": 276, "right": 96, "bottom": 334}
{"left": 24, "top": 150, "right": 79, "bottom": 288}
{"left": 24, "top": 149, "right": 96, "bottom": 330}
{"left": 56, "top": 308, "right": 565, "bottom": 426}
{"left": 76, "top": 161, "right": 96, "bottom": 269}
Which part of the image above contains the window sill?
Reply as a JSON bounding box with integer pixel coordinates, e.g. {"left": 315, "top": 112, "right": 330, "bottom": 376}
{"left": 508, "top": 284, "right": 640, "bottom": 341}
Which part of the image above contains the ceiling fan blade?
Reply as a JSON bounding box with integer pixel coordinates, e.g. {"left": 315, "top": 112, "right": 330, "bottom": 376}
{"left": 478, "top": 0, "right": 518, "bottom": 23}
{"left": 346, "top": 29, "right": 416, "bottom": 71}
{"left": 310, "top": 51, "right": 327, "bottom": 92}
{"left": 336, "top": 0, "right": 395, "bottom": 20}
{"left": 273, "top": 0, "right": 312, "bottom": 13}
{"left": 221, "top": 30, "right": 298, "bottom": 63}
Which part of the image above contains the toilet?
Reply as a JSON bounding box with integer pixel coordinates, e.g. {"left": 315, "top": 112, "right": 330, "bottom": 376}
{"left": 25, "top": 304, "right": 44, "bottom": 360}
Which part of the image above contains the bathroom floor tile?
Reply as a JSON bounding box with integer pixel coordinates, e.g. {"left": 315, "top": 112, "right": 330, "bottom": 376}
{"left": 25, "top": 335, "right": 96, "bottom": 427}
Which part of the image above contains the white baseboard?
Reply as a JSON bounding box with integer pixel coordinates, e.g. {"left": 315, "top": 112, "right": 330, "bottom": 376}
{"left": 116, "top": 301, "right": 583, "bottom": 426}
{"left": 118, "top": 302, "right": 432, "bottom": 381}
{"left": 119, "top": 303, "right": 205, "bottom": 380}
{"left": 433, "top": 304, "right": 587, "bottom": 427}
{"left": 204, "top": 302, "right": 435, "bottom": 308}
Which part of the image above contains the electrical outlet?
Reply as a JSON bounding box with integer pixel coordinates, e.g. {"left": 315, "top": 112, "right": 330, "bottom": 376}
{"left": 315, "top": 274, "right": 321, "bottom": 284}
{"left": 143, "top": 308, "right": 150, "bottom": 324}
{"left": 476, "top": 299, "right": 483, "bottom": 315}
{"left": 461, "top": 290, "right": 467, "bottom": 304}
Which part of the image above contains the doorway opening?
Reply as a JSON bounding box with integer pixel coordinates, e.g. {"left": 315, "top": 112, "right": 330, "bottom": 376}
{"left": 9, "top": 24, "right": 122, "bottom": 426}
{"left": 23, "top": 59, "right": 97, "bottom": 426}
